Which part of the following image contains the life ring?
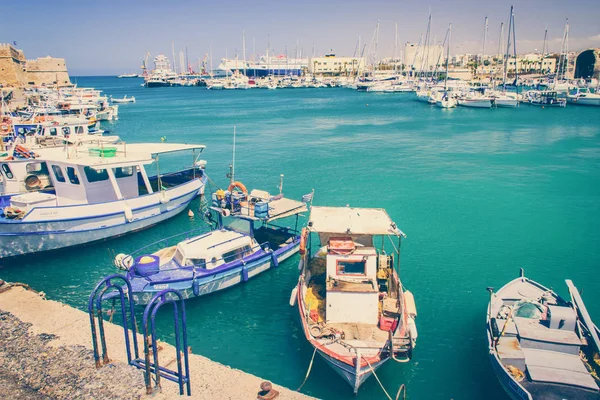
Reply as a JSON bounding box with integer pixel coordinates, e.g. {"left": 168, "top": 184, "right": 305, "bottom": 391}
{"left": 299, "top": 227, "right": 308, "bottom": 255}
{"left": 228, "top": 181, "right": 248, "bottom": 195}
{"left": 0, "top": 124, "right": 9, "bottom": 133}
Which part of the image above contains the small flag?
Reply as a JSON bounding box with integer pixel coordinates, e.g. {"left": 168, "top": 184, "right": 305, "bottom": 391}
{"left": 301, "top": 192, "right": 313, "bottom": 203}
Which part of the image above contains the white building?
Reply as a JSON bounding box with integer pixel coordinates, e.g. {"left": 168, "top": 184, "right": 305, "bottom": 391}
{"left": 404, "top": 42, "right": 444, "bottom": 71}
{"left": 308, "top": 54, "right": 366, "bottom": 76}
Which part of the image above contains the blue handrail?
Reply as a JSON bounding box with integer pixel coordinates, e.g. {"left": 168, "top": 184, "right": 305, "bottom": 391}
{"left": 88, "top": 274, "right": 139, "bottom": 368}
{"left": 140, "top": 289, "right": 191, "bottom": 396}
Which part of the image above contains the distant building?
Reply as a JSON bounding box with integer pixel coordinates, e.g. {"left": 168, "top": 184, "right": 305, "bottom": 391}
{"left": 404, "top": 42, "right": 444, "bottom": 71}
{"left": 0, "top": 43, "right": 70, "bottom": 87}
{"left": 574, "top": 48, "right": 600, "bottom": 80}
{"left": 308, "top": 54, "right": 365, "bottom": 76}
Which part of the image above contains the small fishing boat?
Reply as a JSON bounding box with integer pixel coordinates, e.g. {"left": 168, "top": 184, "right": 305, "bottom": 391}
{"left": 0, "top": 143, "right": 208, "bottom": 258}
{"left": 567, "top": 88, "right": 600, "bottom": 106}
{"left": 487, "top": 270, "right": 600, "bottom": 400}
{"left": 293, "top": 206, "right": 417, "bottom": 393}
{"left": 117, "top": 182, "right": 308, "bottom": 304}
{"left": 526, "top": 91, "right": 566, "bottom": 107}
{"left": 111, "top": 96, "right": 135, "bottom": 104}
{"left": 117, "top": 73, "right": 139, "bottom": 78}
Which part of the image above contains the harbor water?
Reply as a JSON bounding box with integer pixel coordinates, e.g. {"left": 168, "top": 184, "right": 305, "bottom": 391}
{"left": 2, "top": 76, "right": 600, "bottom": 399}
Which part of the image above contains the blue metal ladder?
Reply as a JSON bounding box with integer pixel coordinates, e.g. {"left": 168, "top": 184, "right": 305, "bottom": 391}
{"left": 88, "top": 276, "right": 191, "bottom": 396}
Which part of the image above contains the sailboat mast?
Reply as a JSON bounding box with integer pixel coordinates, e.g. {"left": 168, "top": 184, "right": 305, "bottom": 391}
{"left": 231, "top": 126, "right": 236, "bottom": 185}
{"left": 172, "top": 41, "right": 177, "bottom": 73}
{"left": 482, "top": 16, "right": 488, "bottom": 63}
{"left": 445, "top": 24, "right": 452, "bottom": 91}
{"left": 503, "top": 6, "right": 513, "bottom": 90}
{"left": 394, "top": 23, "right": 398, "bottom": 74}
{"left": 242, "top": 31, "right": 247, "bottom": 77}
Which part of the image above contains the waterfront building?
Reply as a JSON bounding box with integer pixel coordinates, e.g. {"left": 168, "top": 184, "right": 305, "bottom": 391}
{"left": 0, "top": 43, "right": 70, "bottom": 87}
{"left": 308, "top": 54, "right": 366, "bottom": 76}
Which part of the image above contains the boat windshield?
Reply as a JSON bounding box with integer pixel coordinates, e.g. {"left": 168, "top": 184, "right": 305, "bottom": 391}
{"left": 222, "top": 216, "right": 251, "bottom": 235}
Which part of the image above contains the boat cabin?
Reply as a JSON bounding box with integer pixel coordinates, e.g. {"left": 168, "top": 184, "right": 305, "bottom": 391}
{"left": 306, "top": 207, "right": 406, "bottom": 326}
{"left": 2, "top": 143, "right": 207, "bottom": 214}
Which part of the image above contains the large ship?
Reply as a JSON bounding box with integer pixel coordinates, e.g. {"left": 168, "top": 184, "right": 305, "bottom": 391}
{"left": 217, "top": 54, "right": 307, "bottom": 77}
{"left": 144, "top": 54, "right": 177, "bottom": 87}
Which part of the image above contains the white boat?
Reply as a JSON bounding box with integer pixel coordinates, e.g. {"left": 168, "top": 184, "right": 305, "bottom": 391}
{"left": 491, "top": 91, "right": 519, "bottom": 108}
{"left": 437, "top": 93, "right": 457, "bottom": 108}
{"left": 11, "top": 120, "right": 120, "bottom": 146}
{"left": 567, "top": 88, "right": 600, "bottom": 106}
{"left": 457, "top": 93, "right": 494, "bottom": 108}
{"left": 117, "top": 73, "right": 139, "bottom": 78}
{"left": 526, "top": 91, "right": 567, "bottom": 107}
{"left": 487, "top": 270, "right": 600, "bottom": 400}
{"left": 0, "top": 143, "right": 208, "bottom": 258}
{"left": 119, "top": 185, "right": 308, "bottom": 304}
{"left": 111, "top": 96, "right": 135, "bottom": 104}
{"left": 293, "top": 206, "right": 417, "bottom": 393}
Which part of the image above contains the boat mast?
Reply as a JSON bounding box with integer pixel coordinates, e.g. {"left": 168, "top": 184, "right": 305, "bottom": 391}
{"left": 482, "top": 16, "right": 488, "bottom": 64}
{"left": 494, "top": 22, "right": 504, "bottom": 90}
{"left": 503, "top": 6, "right": 513, "bottom": 91}
{"left": 172, "top": 41, "right": 177, "bottom": 73}
{"left": 231, "top": 126, "right": 236, "bottom": 185}
{"left": 444, "top": 24, "right": 452, "bottom": 93}
{"left": 242, "top": 30, "right": 247, "bottom": 78}
{"left": 394, "top": 23, "right": 398, "bottom": 76}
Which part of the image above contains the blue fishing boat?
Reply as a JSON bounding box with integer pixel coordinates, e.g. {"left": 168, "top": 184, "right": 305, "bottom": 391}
{"left": 487, "top": 270, "right": 600, "bottom": 400}
{"left": 116, "top": 183, "right": 308, "bottom": 304}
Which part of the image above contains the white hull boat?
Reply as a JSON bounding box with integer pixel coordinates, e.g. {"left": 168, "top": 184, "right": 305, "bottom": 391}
{"left": 0, "top": 143, "right": 208, "bottom": 258}
{"left": 458, "top": 97, "right": 493, "bottom": 108}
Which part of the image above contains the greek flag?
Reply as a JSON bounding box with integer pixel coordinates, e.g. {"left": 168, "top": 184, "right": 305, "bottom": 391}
{"left": 301, "top": 192, "right": 313, "bottom": 203}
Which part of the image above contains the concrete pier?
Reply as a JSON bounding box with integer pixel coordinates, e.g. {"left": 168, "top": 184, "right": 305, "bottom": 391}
{"left": 0, "top": 284, "right": 312, "bottom": 399}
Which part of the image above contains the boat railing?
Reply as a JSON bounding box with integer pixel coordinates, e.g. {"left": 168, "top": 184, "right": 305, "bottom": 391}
{"left": 130, "top": 240, "right": 274, "bottom": 280}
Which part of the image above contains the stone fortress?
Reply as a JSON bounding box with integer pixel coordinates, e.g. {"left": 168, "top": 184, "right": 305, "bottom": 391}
{"left": 0, "top": 43, "right": 70, "bottom": 87}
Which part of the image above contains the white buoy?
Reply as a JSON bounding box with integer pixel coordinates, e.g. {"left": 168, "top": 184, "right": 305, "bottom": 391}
{"left": 188, "top": 209, "right": 194, "bottom": 218}
{"left": 289, "top": 286, "right": 298, "bottom": 307}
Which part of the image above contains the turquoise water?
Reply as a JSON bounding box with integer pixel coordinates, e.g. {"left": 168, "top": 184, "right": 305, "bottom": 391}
{"left": 2, "top": 76, "right": 600, "bottom": 399}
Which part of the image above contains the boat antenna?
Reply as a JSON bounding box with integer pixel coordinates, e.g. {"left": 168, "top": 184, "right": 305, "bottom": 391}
{"left": 231, "top": 126, "right": 236, "bottom": 185}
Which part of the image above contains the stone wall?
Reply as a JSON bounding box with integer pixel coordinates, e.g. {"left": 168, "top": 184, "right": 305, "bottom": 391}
{"left": 0, "top": 43, "right": 27, "bottom": 87}
{"left": 575, "top": 48, "right": 600, "bottom": 80}
{"left": 0, "top": 43, "right": 71, "bottom": 87}
{"left": 25, "top": 56, "right": 70, "bottom": 86}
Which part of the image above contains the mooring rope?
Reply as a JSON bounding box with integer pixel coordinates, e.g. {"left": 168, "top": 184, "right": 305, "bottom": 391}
{"left": 362, "top": 353, "right": 407, "bottom": 400}
{"left": 296, "top": 347, "right": 317, "bottom": 392}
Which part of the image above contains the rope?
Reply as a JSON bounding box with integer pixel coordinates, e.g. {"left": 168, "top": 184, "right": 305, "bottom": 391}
{"left": 362, "top": 353, "right": 407, "bottom": 400}
{"left": 296, "top": 347, "right": 317, "bottom": 392}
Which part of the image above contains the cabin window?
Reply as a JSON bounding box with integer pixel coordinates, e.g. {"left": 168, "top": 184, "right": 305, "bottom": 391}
{"left": 66, "top": 167, "right": 80, "bottom": 185}
{"left": 74, "top": 126, "right": 84, "bottom": 134}
{"left": 1, "top": 164, "right": 14, "bottom": 179}
{"left": 186, "top": 258, "right": 206, "bottom": 268}
{"left": 62, "top": 127, "right": 70, "bottom": 136}
{"left": 26, "top": 162, "right": 49, "bottom": 175}
{"left": 84, "top": 167, "right": 109, "bottom": 182}
{"left": 52, "top": 165, "right": 65, "bottom": 183}
{"left": 222, "top": 245, "right": 252, "bottom": 263}
{"left": 336, "top": 260, "right": 366, "bottom": 275}
{"left": 114, "top": 166, "right": 134, "bottom": 178}
{"left": 49, "top": 127, "right": 58, "bottom": 136}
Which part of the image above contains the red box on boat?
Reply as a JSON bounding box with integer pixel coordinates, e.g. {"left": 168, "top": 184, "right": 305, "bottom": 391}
{"left": 328, "top": 237, "right": 355, "bottom": 254}
{"left": 379, "top": 316, "right": 398, "bottom": 332}
{"left": 309, "top": 309, "right": 320, "bottom": 322}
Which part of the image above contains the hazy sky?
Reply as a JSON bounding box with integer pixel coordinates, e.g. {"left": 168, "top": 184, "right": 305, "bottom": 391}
{"left": 2, "top": 0, "right": 600, "bottom": 75}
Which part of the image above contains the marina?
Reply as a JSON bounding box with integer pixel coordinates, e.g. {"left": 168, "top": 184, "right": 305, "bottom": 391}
{"left": 1, "top": 76, "right": 598, "bottom": 399}
{"left": 1, "top": 2, "right": 600, "bottom": 398}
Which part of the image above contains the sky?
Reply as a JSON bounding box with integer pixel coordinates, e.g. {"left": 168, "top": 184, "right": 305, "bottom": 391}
{"left": 2, "top": 0, "right": 600, "bottom": 75}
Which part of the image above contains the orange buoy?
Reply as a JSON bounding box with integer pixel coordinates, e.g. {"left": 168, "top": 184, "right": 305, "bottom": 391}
{"left": 299, "top": 227, "right": 308, "bottom": 255}
{"left": 228, "top": 181, "right": 248, "bottom": 195}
